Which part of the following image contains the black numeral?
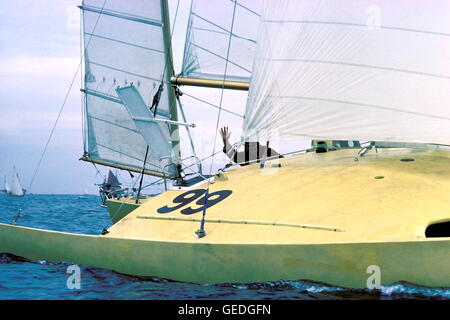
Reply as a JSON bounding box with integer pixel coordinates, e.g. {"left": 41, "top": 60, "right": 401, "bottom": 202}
{"left": 156, "top": 189, "right": 232, "bottom": 214}
{"left": 156, "top": 189, "right": 205, "bottom": 214}
{"left": 180, "top": 190, "right": 232, "bottom": 215}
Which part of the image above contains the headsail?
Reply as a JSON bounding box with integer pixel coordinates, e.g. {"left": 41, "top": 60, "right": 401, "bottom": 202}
{"left": 181, "top": 0, "right": 262, "bottom": 82}
{"left": 80, "top": 0, "right": 180, "bottom": 178}
{"left": 243, "top": 0, "right": 450, "bottom": 145}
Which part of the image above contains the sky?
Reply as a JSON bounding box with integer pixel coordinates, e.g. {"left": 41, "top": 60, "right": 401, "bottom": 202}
{"left": 0, "top": 0, "right": 251, "bottom": 194}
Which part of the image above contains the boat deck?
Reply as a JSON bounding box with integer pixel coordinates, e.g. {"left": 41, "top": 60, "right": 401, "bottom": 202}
{"left": 105, "top": 147, "right": 450, "bottom": 244}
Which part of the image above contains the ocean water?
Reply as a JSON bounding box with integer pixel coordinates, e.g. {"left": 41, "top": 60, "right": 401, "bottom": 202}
{"left": 0, "top": 194, "right": 449, "bottom": 300}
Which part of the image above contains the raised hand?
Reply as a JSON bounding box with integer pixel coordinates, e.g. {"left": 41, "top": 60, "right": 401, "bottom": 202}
{"left": 220, "top": 126, "right": 231, "bottom": 143}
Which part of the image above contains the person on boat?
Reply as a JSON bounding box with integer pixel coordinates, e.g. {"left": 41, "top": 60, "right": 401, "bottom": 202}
{"left": 311, "top": 140, "right": 361, "bottom": 153}
{"left": 220, "top": 126, "right": 282, "bottom": 166}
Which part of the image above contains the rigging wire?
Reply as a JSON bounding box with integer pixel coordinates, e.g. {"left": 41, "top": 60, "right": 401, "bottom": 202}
{"left": 160, "top": 0, "right": 181, "bottom": 83}
{"left": 105, "top": 173, "right": 144, "bottom": 229}
{"left": 207, "top": 2, "right": 239, "bottom": 175}
{"left": 91, "top": 162, "right": 105, "bottom": 180}
{"left": 181, "top": 91, "right": 244, "bottom": 118}
{"left": 195, "top": 0, "right": 239, "bottom": 238}
{"left": 164, "top": 0, "right": 184, "bottom": 172}
{"left": 149, "top": 0, "right": 180, "bottom": 107}
{"left": 104, "top": 157, "right": 160, "bottom": 229}
{"left": 26, "top": 0, "right": 108, "bottom": 196}
{"left": 80, "top": 7, "right": 86, "bottom": 153}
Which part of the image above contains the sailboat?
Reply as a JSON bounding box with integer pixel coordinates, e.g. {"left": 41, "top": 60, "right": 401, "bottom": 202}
{"left": 0, "top": 0, "right": 449, "bottom": 289}
{"left": 4, "top": 167, "right": 26, "bottom": 197}
{"left": 98, "top": 170, "right": 124, "bottom": 207}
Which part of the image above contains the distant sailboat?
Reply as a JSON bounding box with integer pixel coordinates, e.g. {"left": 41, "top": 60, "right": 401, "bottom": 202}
{"left": 5, "top": 167, "right": 26, "bottom": 197}
{"left": 1, "top": 175, "right": 9, "bottom": 194}
{"left": 98, "top": 170, "right": 123, "bottom": 206}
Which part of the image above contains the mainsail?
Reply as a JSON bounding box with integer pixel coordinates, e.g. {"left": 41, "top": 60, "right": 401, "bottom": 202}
{"left": 181, "top": 0, "right": 262, "bottom": 82}
{"left": 80, "top": 0, "right": 180, "bottom": 178}
{"left": 243, "top": 0, "right": 450, "bottom": 145}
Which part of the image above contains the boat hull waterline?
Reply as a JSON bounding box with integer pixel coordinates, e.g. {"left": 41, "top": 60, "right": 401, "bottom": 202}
{"left": 0, "top": 223, "right": 448, "bottom": 288}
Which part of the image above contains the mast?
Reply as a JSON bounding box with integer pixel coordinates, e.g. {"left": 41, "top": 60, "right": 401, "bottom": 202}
{"left": 161, "top": 0, "right": 181, "bottom": 167}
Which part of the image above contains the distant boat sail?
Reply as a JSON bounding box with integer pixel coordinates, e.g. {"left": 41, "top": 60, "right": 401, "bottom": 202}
{"left": 98, "top": 170, "right": 123, "bottom": 206}
{"left": 5, "top": 167, "right": 26, "bottom": 197}
{"left": 3, "top": 175, "right": 10, "bottom": 194}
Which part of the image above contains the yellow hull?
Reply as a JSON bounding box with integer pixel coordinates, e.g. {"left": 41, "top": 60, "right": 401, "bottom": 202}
{"left": 0, "top": 148, "right": 449, "bottom": 287}
{"left": 0, "top": 223, "right": 448, "bottom": 287}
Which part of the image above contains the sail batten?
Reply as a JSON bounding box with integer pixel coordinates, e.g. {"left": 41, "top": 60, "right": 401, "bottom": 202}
{"left": 80, "top": 156, "right": 170, "bottom": 178}
{"left": 81, "top": 89, "right": 122, "bottom": 104}
{"left": 79, "top": 5, "right": 163, "bottom": 27}
{"left": 263, "top": 59, "right": 450, "bottom": 80}
{"left": 82, "top": 89, "right": 171, "bottom": 118}
{"left": 88, "top": 61, "right": 162, "bottom": 82}
{"left": 258, "top": 20, "right": 450, "bottom": 38}
{"left": 84, "top": 33, "right": 166, "bottom": 54}
{"left": 243, "top": 0, "right": 450, "bottom": 145}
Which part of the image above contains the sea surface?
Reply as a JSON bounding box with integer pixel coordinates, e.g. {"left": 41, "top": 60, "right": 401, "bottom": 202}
{"left": 0, "top": 194, "right": 449, "bottom": 300}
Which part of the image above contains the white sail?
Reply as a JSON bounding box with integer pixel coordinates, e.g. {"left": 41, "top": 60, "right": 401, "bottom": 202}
{"left": 80, "top": 0, "right": 179, "bottom": 178}
{"left": 4, "top": 175, "right": 11, "bottom": 194}
{"left": 106, "top": 170, "right": 121, "bottom": 190}
{"left": 8, "top": 167, "right": 25, "bottom": 197}
{"left": 243, "top": 0, "right": 450, "bottom": 145}
{"left": 181, "top": 0, "right": 262, "bottom": 82}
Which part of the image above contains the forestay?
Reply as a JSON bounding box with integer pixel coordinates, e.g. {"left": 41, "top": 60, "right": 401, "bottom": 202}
{"left": 181, "top": 0, "right": 262, "bottom": 82}
{"left": 80, "top": 0, "right": 179, "bottom": 178}
{"left": 243, "top": 0, "right": 450, "bottom": 145}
